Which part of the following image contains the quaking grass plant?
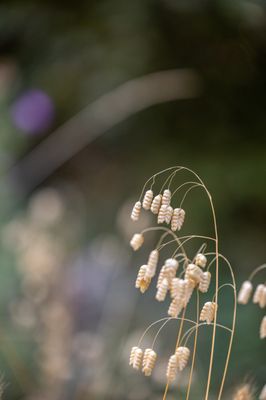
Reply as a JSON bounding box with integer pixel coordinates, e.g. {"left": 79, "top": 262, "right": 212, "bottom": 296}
{"left": 128, "top": 166, "right": 237, "bottom": 400}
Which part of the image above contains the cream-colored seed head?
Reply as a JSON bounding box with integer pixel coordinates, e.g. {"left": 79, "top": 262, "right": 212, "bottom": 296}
{"left": 168, "top": 297, "right": 183, "bottom": 318}
{"left": 199, "top": 271, "right": 211, "bottom": 293}
{"left": 253, "top": 284, "right": 266, "bottom": 308}
{"left": 200, "top": 302, "right": 218, "bottom": 324}
{"left": 135, "top": 265, "right": 147, "bottom": 288}
{"left": 233, "top": 384, "right": 255, "bottom": 400}
{"left": 185, "top": 263, "right": 203, "bottom": 284}
{"left": 132, "top": 347, "right": 143, "bottom": 370}
{"left": 157, "top": 265, "right": 167, "bottom": 288}
{"left": 195, "top": 253, "right": 207, "bottom": 268}
{"left": 156, "top": 278, "right": 169, "bottom": 301}
{"left": 171, "top": 208, "right": 185, "bottom": 231}
{"left": 142, "top": 349, "right": 157, "bottom": 376}
{"left": 145, "top": 250, "right": 159, "bottom": 280}
{"left": 170, "top": 278, "right": 186, "bottom": 299}
{"left": 162, "top": 189, "right": 171, "bottom": 206}
{"left": 131, "top": 201, "right": 142, "bottom": 221}
{"left": 165, "top": 258, "right": 179, "bottom": 272}
{"left": 130, "top": 233, "right": 144, "bottom": 251}
{"left": 165, "top": 205, "right": 174, "bottom": 224}
{"left": 175, "top": 347, "right": 190, "bottom": 371}
{"left": 129, "top": 346, "right": 138, "bottom": 366}
{"left": 260, "top": 316, "right": 266, "bottom": 339}
{"left": 259, "top": 384, "right": 266, "bottom": 400}
{"left": 166, "top": 354, "right": 178, "bottom": 382}
{"left": 142, "top": 190, "right": 153, "bottom": 210}
{"left": 238, "top": 281, "right": 253, "bottom": 304}
{"left": 158, "top": 204, "right": 168, "bottom": 224}
{"left": 135, "top": 265, "right": 151, "bottom": 293}
{"left": 183, "top": 279, "right": 195, "bottom": 306}
{"left": 151, "top": 194, "right": 162, "bottom": 214}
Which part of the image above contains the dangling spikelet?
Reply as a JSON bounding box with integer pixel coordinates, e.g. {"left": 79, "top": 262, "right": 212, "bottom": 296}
{"left": 259, "top": 384, "right": 266, "bottom": 400}
{"left": 260, "top": 315, "right": 266, "bottom": 339}
{"left": 158, "top": 204, "right": 168, "bottom": 224}
{"left": 233, "top": 383, "right": 255, "bottom": 400}
{"left": 131, "top": 347, "right": 143, "bottom": 370}
{"left": 199, "top": 271, "right": 211, "bottom": 293}
{"left": 200, "top": 302, "right": 218, "bottom": 324}
{"left": 151, "top": 194, "right": 162, "bottom": 214}
{"left": 195, "top": 253, "right": 207, "bottom": 268}
{"left": 185, "top": 263, "right": 203, "bottom": 284}
{"left": 168, "top": 297, "right": 184, "bottom": 318}
{"left": 129, "top": 346, "right": 138, "bottom": 366}
{"left": 145, "top": 249, "right": 159, "bottom": 279}
{"left": 156, "top": 278, "right": 169, "bottom": 301}
{"left": 162, "top": 189, "right": 171, "bottom": 206}
{"left": 253, "top": 284, "right": 266, "bottom": 308}
{"left": 175, "top": 347, "right": 190, "bottom": 371}
{"left": 166, "top": 354, "right": 178, "bottom": 382}
{"left": 165, "top": 205, "right": 173, "bottom": 224}
{"left": 170, "top": 278, "right": 186, "bottom": 299}
{"left": 171, "top": 208, "right": 185, "bottom": 231}
{"left": 135, "top": 265, "right": 147, "bottom": 288}
{"left": 238, "top": 281, "right": 253, "bottom": 304}
{"left": 130, "top": 233, "right": 144, "bottom": 251}
{"left": 142, "top": 190, "right": 153, "bottom": 210}
{"left": 165, "top": 258, "right": 179, "bottom": 275}
{"left": 157, "top": 265, "right": 167, "bottom": 288}
{"left": 183, "top": 279, "right": 195, "bottom": 306}
{"left": 131, "top": 201, "right": 142, "bottom": 221}
{"left": 135, "top": 265, "right": 151, "bottom": 293}
{"left": 142, "top": 349, "right": 157, "bottom": 376}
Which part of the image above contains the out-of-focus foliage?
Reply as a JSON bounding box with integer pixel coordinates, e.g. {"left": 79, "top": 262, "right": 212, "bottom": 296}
{"left": 0, "top": 0, "right": 265, "bottom": 399}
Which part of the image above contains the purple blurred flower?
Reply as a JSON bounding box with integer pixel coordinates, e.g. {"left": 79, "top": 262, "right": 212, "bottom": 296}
{"left": 11, "top": 89, "right": 54, "bottom": 134}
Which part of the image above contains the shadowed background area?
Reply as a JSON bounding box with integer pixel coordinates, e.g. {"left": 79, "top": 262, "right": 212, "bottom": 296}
{"left": 0, "top": 1, "right": 265, "bottom": 399}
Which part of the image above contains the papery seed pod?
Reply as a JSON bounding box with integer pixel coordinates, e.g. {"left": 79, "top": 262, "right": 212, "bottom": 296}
{"left": 162, "top": 189, "right": 171, "bottom": 206}
{"left": 135, "top": 265, "right": 147, "bottom": 288}
{"left": 157, "top": 265, "right": 167, "bottom": 288}
{"left": 142, "top": 349, "right": 157, "bottom": 376}
{"left": 195, "top": 253, "right": 207, "bottom": 268}
{"left": 233, "top": 384, "right": 255, "bottom": 400}
{"left": 185, "top": 263, "right": 203, "bottom": 284}
{"left": 200, "top": 302, "right": 217, "bottom": 324}
{"left": 158, "top": 204, "right": 168, "bottom": 224}
{"left": 183, "top": 279, "right": 195, "bottom": 306}
{"left": 168, "top": 297, "right": 183, "bottom": 318}
{"left": 199, "top": 271, "right": 211, "bottom": 293}
{"left": 238, "top": 281, "right": 253, "bottom": 304}
{"left": 260, "top": 316, "right": 266, "bottom": 339}
{"left": 156, "top": 278, "right": 169, "bottom": 301}
{"left": 253, "top": 284, "right": 266, "bottom": 308}
{"left": 165, "top": 205, "right": 173, "bottom": 224}
{"left": 131, "top": 201, "right": 141, "bottom": 221}
{"left": 142, "top": 190, "right": 153, "bottom": 210}
{"left": 151, "top": 194, "right": 162, "bottom": 214}
{"left": 171, "top": 208, "right": 185, "bottom": 231}
{"left": 166, "top": 354, "right": 178, "bottom": 382}
{"left": 175, "top": 347, "right": 190, "bottom": 371}
{"left": 142, "top": 348, "right": 152, "bottom": 368}
{"left": 259, "top": 384, "right": 266, "bottom": 400}
{"left": 147, "top": 249, "right": 159, "bottom": 273}
{"left": 129, "top": 346, "right": 138, "bottom": 366}
{"left": 170, "top": 278, "right": 186, "bottom": 299}
{"left": 132, "top": 347, "right": 143, "bottom": 370}
{"left": 130, "top": 233, "right": 144, "bottom": 251}
{"left": 165, "top": 258, "right": 179, "bottom": 272}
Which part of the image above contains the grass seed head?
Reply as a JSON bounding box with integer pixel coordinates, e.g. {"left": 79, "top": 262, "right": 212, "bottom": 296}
{"left": 238, "top": 281, "right": 253, "bottom": 305}
{"left": 195, "top": 253, "right": 207, "bottom": 268}
{"left": 200, "top": 301, "right": 218, "bottom": 324}
{"left": 150, "top": 194, "right": 162, "bottom": 214}
{"left": 260, "top": 315, "right": 266, "bottom": 339}
{"left": 142, "top": 190, "right": 153, "bottom": 210}
{"left": 131, "top": 201, "right": 142, "bottom": 221}
{"left": 130, "top": 233, "right": 144, "bottom": 251}
{"left": 199, "top": 271, "right": 211, "bottom": 293}
{"left": 166, "top": 354, "right": 178, "bottom": 382}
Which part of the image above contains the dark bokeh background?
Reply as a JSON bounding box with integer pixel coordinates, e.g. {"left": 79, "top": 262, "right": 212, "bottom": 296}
{"left": 0, "top": 1, "right": 265, "bottom": 399}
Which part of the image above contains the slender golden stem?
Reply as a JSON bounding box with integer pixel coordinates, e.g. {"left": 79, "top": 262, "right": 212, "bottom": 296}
{"left": 186, "top": 290, "right": 200, "bottom": 400}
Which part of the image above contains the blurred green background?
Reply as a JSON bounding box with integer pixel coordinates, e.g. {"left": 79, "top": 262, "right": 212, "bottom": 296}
{"left": 0, "top": 1, "right": 265, "bottom": 399}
